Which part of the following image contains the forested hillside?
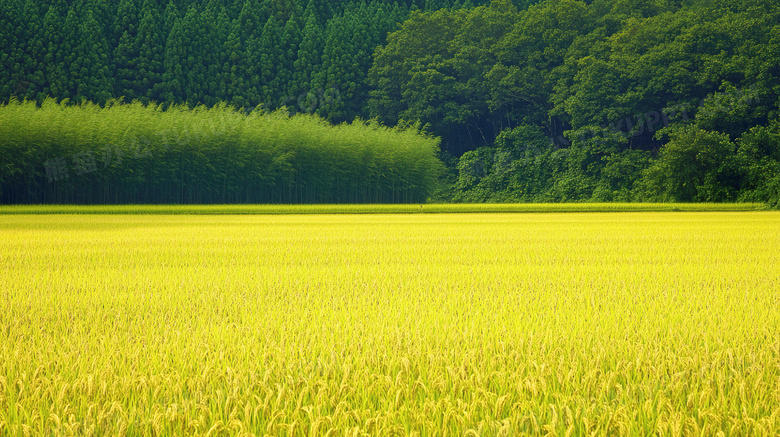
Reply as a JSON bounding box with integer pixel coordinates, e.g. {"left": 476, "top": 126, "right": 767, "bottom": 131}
{"left": 1, "top": 0, "right": 779, "bottom": 205}
{"left": 370, "top": 0, "right": 780, "bottom": 204}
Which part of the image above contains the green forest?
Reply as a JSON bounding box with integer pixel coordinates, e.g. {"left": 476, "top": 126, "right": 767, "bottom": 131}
{"left": 1, "top": 0, "right": 779, "bottom": 205}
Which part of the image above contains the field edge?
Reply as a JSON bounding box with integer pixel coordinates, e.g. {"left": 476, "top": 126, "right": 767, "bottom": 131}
{"left": 0, "top": 202, "right": 770, "bottom": 215}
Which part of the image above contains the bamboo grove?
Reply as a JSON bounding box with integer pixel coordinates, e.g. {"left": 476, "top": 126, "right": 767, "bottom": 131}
{"left": 0, "top": 99, "right": 444, "bottom": 204}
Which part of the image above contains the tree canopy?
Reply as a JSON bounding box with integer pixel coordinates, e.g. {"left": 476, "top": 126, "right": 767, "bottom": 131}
{"left": 369, "top": 0, "right": 780, "bottom": 205}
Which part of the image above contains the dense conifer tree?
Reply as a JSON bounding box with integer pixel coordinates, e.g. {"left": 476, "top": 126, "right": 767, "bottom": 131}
{"left": 303, "top": 0, "right": 332, "bottom": 25}
{"left": 292, "top": 11, "right": 324, "bottom": 112}
{"left": 135, "top": 0, "right": 164, "bottom": 103}
{"left": 319, "top": 6, "right": 372, "bottom": 121}
{"left": 75, "top": 9, "right": 114, "bottom": 104}
{"left": 1, "top": 0, "right": 24, "bottom": 99}
{"left": 279, "top": 13, "right": 302, "bottom": 105}
{"left": 161, "top": 1, "right": 179, "bottom": 38}
{"left": 40, "top": 0, "right": 67, "bottom": 100}
{"left": 258, "top": 16, "right": 283, "bottom": 108}
{"left": 223, "top": 18, "right": 247, "bottom": 107}
{"left": 112, "top": 0, "right": 138, "bottom": 48}
{"left": 112, "top": 0, "right": 139, "bottom": 100}
{"left": 19, "top": 0, "right": 44, "bottom": 100}
{"left": 162, "top": 17, "right": 185, "bottom": 103}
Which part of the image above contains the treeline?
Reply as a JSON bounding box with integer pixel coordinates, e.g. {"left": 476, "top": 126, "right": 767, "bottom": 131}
{"left": 0, "top": 99, "right": 443, "bottom": 204}
{"left": 370, "top": 0, "right": 780, "bottom": 206}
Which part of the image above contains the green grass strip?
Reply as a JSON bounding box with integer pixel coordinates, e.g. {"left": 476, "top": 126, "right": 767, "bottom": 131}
{"left": 0, "top": 203, "right": 769, "bottom": 214}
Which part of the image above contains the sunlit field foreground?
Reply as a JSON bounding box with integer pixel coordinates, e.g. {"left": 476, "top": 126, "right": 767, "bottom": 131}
{"left": 2, "top": 212, "right": 779, "bottom": 436}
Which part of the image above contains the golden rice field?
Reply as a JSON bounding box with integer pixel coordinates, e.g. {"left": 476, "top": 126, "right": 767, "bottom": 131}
{"left": 1, "top": 211, "right": 779, "bottom": 436}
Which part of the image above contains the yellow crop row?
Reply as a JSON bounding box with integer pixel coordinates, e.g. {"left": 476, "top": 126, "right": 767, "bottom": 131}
{"left": 1, "top": 212, "right": 779, "bottom": 436}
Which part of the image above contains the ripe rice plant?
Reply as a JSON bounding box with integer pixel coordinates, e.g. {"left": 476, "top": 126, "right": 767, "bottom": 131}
{"left": 1, "top": 212, "right": 779, "bottom": 435}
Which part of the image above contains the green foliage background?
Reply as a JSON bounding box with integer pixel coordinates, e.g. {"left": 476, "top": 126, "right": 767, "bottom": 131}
{"left": 2, "top": 0, "right": 780, "bottom": 205}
